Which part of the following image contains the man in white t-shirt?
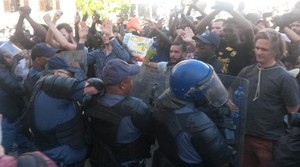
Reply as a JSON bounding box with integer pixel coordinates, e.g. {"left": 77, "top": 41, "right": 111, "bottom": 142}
{"left": 145, "top": 42, "right": 186, "bottom": 72}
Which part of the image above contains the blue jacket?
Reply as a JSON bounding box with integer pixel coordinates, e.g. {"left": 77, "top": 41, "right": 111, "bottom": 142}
{"left": 0, "top": 64, "right": 25, "bottom": 122}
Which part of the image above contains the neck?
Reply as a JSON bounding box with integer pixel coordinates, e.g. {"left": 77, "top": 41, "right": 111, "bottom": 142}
{"left": 258, "top": 60, "right": 276, "bottom": 69}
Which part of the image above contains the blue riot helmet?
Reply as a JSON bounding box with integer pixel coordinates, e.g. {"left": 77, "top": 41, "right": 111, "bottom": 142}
{"left": 0, "top": 41, "right": 22, "bottom": 57}
{"left": 170, "top": 59, "right": 228, "bottom": 107}
{"left": 0, "top": 41, "right": 22, "bottom": 64}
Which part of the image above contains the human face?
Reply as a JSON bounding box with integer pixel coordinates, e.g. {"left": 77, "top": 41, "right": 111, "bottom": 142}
{"left": 3, "top": 54, "right": 14, "bottom": 66}
{"left": 35, "top": 56, "right": 50, "bottom": 68}
{"left": 255, "top": 39, "right": 276, "bottom": 68}
{"left": 101, "top": 32, "right": 111, "bottom": 45}
{"left": 221, "top": 23, "right": 239, "bottom": 44}
{"left": 194, "top": 41, "right": 214, "bottom": 61}
{"left": 59, "top": 28, "right": 71, "bottom": 42}
{"left": 169, "top": 45, "right": 184, "bottom": 64}
{"left": 211, "top": 21, "right": 224, "bottom": 35}
{"left": 290, "top": 21, "right": 300, "bottom": 35}
{"left": 120, "top": 76, "right": 133, "bottom": 95}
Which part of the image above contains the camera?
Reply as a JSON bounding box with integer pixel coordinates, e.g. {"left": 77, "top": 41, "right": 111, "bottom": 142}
{"left": 288, "top": 112, "right": 300, "bottom": 127}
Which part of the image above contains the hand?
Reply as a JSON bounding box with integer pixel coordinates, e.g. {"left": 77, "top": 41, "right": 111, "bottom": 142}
{"left": 70, "top": 60, "right": 81, "bottom": 68}
{"left": 53, "top": 10, "right": 63, "bottom": 22}
{"left": 156, "top": 18, "right": 166, "bottom": 29}
{"left": 21, "top": 49, "right": 30, "bottom": 59}
{"left": 176, "top": 29, "right": 185, "bottom": 37}
{"left": 227, "top": 99, "right": 239, "bottom": 112}
{"left": 86, "top": 78, "right": 105, "bottom": 95}
{"left": 19, "top": 6, "right": 31, "bottom": 16}
{"left": 145, "top": 19, "right": 158, "bottom": 31}
{"left": 182, "top": 27, "right": 195, "bottom": 43}
{"left": 78, "top": 21, "right": 88, "bottom": 40}
{"left": 43, "top": 13, "right": 52, "bottom": 24}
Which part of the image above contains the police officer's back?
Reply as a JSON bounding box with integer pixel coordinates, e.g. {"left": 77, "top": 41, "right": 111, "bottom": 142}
{"left": 31, "top": 56, "right": 103, "bottom": 166}
{"left": 86, "top": 59, "right": 154, "bottom": 167}
{"left": 153, "top": 60, "right": 233, "bottom": 167}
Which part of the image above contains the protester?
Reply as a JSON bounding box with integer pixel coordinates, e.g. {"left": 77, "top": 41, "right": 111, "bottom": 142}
{"left": 228, "top": 28, "right": 300, "bottom": 167}
{"left": 87, "top": 20, "right": 131, "bottom": 78}
{"left": 192, "top": 31, "right": 224, "bottom": 73}
{"left": 0, "top": 44, "right": 30, "bottom": 154}
{"left": 14, "top": 6, "right": 48, "bottom": 49}
{"left": 145, "top": 41, "right": 186, "bottom": 72}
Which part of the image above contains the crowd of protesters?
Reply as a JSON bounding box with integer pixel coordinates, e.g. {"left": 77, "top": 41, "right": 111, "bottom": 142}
{"left": 1, "top": 1, "right": 300, "bottom": 167}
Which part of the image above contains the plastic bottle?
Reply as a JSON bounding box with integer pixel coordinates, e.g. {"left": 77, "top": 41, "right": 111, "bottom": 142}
{"left": 232, "top": 86, "right": 244, "bottom": 122}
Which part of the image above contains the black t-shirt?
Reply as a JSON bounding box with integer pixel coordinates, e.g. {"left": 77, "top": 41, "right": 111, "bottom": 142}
{"left": 217, "top": 29, "right": 255, "bottom": 76}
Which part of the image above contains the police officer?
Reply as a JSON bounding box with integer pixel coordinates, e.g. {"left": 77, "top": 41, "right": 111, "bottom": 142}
{"left": 30, "top": 56, "right": 104, "bottom": 166}
{"left": 0, "top": 41, "right": 30, "bottom": 154}
{"left": 86, "top": 59, "right": 154, "bottom": 167}
{"left": 152, "top": 59, "right": 234, "bottom": 167}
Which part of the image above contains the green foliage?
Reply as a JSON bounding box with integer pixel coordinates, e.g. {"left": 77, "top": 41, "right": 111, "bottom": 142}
{"left": 76, "top": 0, "right": 131, "bottom": 19}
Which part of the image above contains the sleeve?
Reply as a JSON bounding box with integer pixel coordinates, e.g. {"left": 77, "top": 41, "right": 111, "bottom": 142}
{"left": 157, "top": 61, "right": 168, "bottom": 72}
{"left": 131, "top": 99, "right": 155, "bottom": 143}
{"left": 87, "top": 49, "right": 98, "bottom": 66}
{"left": 39, "top": 75, "right": 85, "bottom": 101}
{"left": 281, "top": 74, "right": 300, "bottom": 106}
{"left": 0, "top": 68, "right": 25, "bottom": 95}
{"left": 111, "top": 38, "right": 131, "bottom": 62}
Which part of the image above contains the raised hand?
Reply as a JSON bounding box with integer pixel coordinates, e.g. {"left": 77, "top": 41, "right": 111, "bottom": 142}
{"left": 101, "top": 19, "right": 114, "bottom": 37}
{"left": 43, "top": 13, "right": 52, "bottom": 24}
{"left": 53, "top": 10, "right": 63, "bottom": 22}
{"left": 78, "top": 21, "right": 88, "bottom": 40}
{"left": 19, "top": 6, "right": 31, "bottom": 17}
{"left": 182, "top": 27, "right": 195, "bottom": 43}
{"left": 156, "top": 18, "right": 166, "bottom": 29}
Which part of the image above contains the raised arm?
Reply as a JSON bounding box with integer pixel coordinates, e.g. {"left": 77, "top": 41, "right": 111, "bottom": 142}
{"left": 44, "top": 12, "right": 78, "bottom": 51}
{"left": 194, "top": 9, "right": 221, "bottom": 34}
{"left": 14, "top": 6, "right": 35, "bottom": 49}
{"left": 146, "top": 19, "right": 172, "bottom": 46}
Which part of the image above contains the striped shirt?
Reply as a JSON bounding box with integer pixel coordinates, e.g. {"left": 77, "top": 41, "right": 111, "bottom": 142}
{"left": 87, "top": 38, "right": 131, "bottom": 78}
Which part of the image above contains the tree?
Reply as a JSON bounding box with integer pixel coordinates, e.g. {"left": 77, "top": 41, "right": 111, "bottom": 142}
{"left": 76, "top": 0, "right": 131, "bottom": 19}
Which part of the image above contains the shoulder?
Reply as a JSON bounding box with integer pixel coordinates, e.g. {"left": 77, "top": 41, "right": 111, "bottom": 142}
{"left": 237, "top": 64, "right": 257, "bottom": 76}
{"left": 122, "top": 96, "right": 150, "bottom": 115}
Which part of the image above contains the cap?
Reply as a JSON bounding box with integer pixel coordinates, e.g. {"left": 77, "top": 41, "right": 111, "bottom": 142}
{"left": 31, "top": 43, "right": 59, "bottom": 60}
{"left": 193, "top": 31, "right": 220, "bottom": 49}
{"left": 47, "top": 56, "right": 76, "bottom": 73}
{"left": 102, "top": 59, "right": 141, "bottom": 85}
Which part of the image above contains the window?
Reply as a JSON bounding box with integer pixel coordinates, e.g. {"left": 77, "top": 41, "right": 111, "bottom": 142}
{"left": 3, "top": 0, "right": 20, "bottom": 12}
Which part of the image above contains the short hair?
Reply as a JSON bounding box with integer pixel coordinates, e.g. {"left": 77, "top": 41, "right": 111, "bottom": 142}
{"left": 171, "top": 41, "right": 187, "bottom": 52}
{"left": 255, "top": 28, "right": 286, "bottom": 60}
{"left": 213, "top": 18, "right": 226, "bottom": 24}
{"left": 56, "top": 23, "right": 73, "bottom": 33}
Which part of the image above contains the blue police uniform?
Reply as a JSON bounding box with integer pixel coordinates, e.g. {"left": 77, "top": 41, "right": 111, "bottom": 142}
{"left": 32, "top": 79, "right": 87, "bottom": 165}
